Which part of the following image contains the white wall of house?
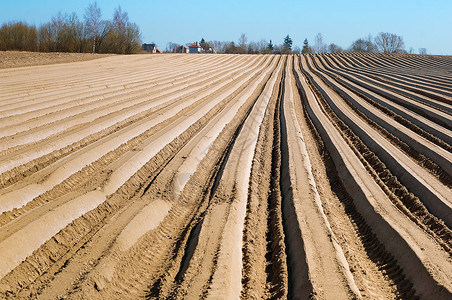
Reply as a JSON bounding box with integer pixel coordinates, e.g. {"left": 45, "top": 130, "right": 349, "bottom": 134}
{"left": 189, "top": 46, "right": 201, "bottom": 53}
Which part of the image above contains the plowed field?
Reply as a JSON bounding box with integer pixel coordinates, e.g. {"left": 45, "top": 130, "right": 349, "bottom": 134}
{"left": 0, "top": 53, "right": 451, "bottom": 299}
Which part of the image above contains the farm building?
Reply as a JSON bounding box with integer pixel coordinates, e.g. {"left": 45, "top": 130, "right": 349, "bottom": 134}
{"left": 174, "top": 45, "right": 189, "bottom": 53}
{"left": 142, "top": 43, "right": 162, "bottom": 53}
{"left": 189, "top": 42, "right": 202, "bottom": 53}
{"left": 142, "top": 43, "right": 156, "bottom": 53}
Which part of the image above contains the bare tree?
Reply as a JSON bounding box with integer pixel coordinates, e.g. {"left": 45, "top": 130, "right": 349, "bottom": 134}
{"left": 328, "top": 43, "right": 343, "bottom": 53}
{"left": 58, "top": 13, "right": 84, "bottom": 52}
{"left": 112, "top": 6, "right": 129, "bottom": 53}
{"left": 225, "top": 41, "right": 239, "bottom": 54}
{"left": 166, "top": 42, "right": 178, "bottom": 52}
{"left": 419, "top": 48, "right": 428, "bottom": 55}
{"left": 374, "top": 32, "right": 405, "bottom": 53}
{"left": 256, "top": 39, "right": 269, "bottom": 54}
{"left": 84, "top": 2, "right": 101, "bottom": 53}
{"left": 125, "top": 22, "right": 141, "bottom": 54}
{"left": 247, "top": 41, "right": 258, "bottom": 53}
{"left": 238, "top": 33, "right": 247, "bottom": 53}
{"left": 0, "top": 21, "right": 38, "bottom": 51}
{"left": 314, "top": 33, "right": 327, "bottom": 53}
{"left": 348, "top": 35, "right": 377, "bottom": 53}
{"left": 209, "top": 40, "right": 227, "bottom": 53}
{"left": 0, "top": 2, "right": 142, "bottom": 54}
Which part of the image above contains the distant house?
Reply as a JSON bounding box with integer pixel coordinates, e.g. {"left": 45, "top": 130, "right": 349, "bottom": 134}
{"left": 142, "top": 43, "right": 157, "bottom": 53}
{"left": 142, "top": 43, "right": 162, "bottom": 53}
{"left": 174, "top": 45, "right": 189, "bottom": 53}
{"left": 188, "top": 42, "right": 202, "bottom": 53}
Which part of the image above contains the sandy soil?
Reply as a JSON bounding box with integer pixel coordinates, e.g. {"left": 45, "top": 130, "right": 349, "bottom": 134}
{"left": 0, "top": 53, "right": 451, "bottom": 299}
{"left": 0, "top": 51, "right": 112, "bottom": 69}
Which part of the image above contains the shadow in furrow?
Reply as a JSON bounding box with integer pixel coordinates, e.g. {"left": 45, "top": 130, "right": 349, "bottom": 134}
{"left": 263, "top": 65, "right": 288, "bottom": 298}
{"left": 145, "top": 59, "right": 277, "bottom": 299}
{"left": 173, "top": 219, "right": 204, "bottom": 283}
{"left": 169, "top": 109, "right": 249, "bottom": 289}
{"left": 278, "top": 62, "right": 313, "bottom": 299}
{"left": 296, "top": 59, "right": 419, "bottom": 299}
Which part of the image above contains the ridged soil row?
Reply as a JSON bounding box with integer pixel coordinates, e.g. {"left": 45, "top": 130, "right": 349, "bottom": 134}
{"left": 326, "top": 55, "right": 452, "bottom": 130}
{"left": 339, "top": 55, "right": 452, "bottom": 106}
{"left": 0, "top": 55, "right": 248, "bottom": 154}
{"left": 293, "top": 57, "right": 408, "bottom": 299}
{"left": 339, "top": 54, "right": 452, "bottom": 83}
{"left": 338, "top": 53, "right": 452, "bottom": 85}
{"left": 291, "top": 55, "right": 404, "bottom": 299}
{"left": 0, "top": 55, "right": 258, "bottom": 190}
{"left": 140, "top": 56, "right": 283, "bottom": 300}
{"left": 301, "top": 55, "right": 452, "bottom": 250}
{"left": 0, "top": 54, "right": 214, "bottom": 100}
{"left": 280, "top": 56, "right": 359, "bottom": 299}
{"left": 59, "top": 56, "right": 280, "bottom": 299}
{"left": 0, "top": 56, "right": 269, "bottom": 228}
{"left": 309, "top": 56, "right": 452, "bottom": 186}
{"left": 330, "top": 55, "right": 452, "bottom": 116}
{"left": 198, "top": 56, "right": 284, "bottom": 299}
{"left": 336, "top": 53, "right": 452, "bottom": 96}
{"left": 0, "top": 80, "right": 233, "bottom": 297}
{"left": 366, "top": 54, "right": 452, "bottom": 82}
{"left": 344, "top": 54, "right": 452, "bottom": 95}
{"left": 31, "top": 55, "right": 276, "bottom": 300}
{"left": 1, "top": 55, "right": 241, "bottom": 118}
{"left": 0, "top": 54, "right": 244, "bottom": 139}
{"left": 318, "top": 55, "right": 452, "bottom": 148}
{"left": 0, "top": 56, "right": 271, "bottom": 298}
{"left": 0, "top": 54, "right": 217, "bottom": 115}
{"left": 305, "top": 55, "right": 452, "bottom": 208}
{"left": 428, "top": 55, "right": 452, "bottom": 70}
{"left": 296, "top": 55, "right": 452, "bottom": 299}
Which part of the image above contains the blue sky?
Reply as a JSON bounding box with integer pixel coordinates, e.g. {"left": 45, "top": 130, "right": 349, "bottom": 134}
{"left": 1, "top": 0, "right": 451, "bottom": 54}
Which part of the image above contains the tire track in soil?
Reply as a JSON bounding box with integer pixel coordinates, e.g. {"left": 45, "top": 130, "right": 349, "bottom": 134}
{"left": 240, "top": 56, "right": 287, "bottom": 299}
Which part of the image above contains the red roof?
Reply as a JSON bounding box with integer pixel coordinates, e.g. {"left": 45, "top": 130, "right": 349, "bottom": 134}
{"left": 189, "top": 42, "right": 201, "bottom": 48}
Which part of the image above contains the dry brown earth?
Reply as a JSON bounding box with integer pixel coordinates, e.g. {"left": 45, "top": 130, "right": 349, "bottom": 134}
{"left": 0, "top": 51, "right": 112, "bottom": 69}
{"left": 0, "top": 52, "right": 451, "bottom": 299}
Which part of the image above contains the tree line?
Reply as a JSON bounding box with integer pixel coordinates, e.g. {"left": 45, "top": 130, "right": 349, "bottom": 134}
{"left": 0, "top": 2, "right": 142, "bottom": 54}
{"left": 166, "top": 32, "right": 426, "bottom": 55}
{"left": 310, "top": 32, "right": 426, "bottom": 55}
{"left": 166, "top": 34, "right": 295, "bottom": 55}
